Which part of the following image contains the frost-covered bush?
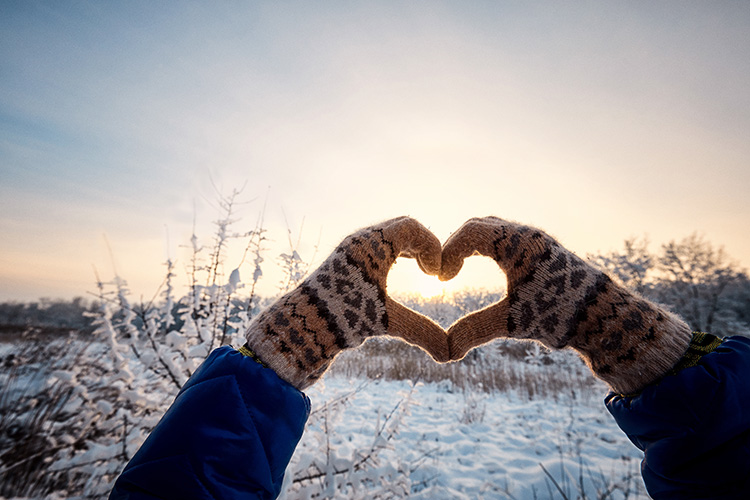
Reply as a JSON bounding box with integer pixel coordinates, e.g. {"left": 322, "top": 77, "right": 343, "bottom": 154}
{"left": 0, "top": 192, "right": 270, "bottom": 498}
{"left": 0, "top": 337, "right": 84, "bottom": 497}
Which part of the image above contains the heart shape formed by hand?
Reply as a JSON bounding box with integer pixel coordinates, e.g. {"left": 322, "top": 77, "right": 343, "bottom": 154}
{"left": 383, "top": 217, "right": 511, "bottom": 364}
{"left": 249, "top": 215, "right": 602, "bottom": 389}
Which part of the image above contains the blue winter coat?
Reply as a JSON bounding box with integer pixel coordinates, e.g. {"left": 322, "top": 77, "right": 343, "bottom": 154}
{"left": 606, "top": 335, "right": 750, "bottom": 499}
{"left": 109, "top": 346, "right": 310, "bottom": 500}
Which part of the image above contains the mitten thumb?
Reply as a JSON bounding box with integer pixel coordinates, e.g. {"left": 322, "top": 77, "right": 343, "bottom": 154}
{"left": 447, "top": 301, "right": 508, "bottom": 360}
{"left": 386, "top": 297, "right": 450, "bottom": 362}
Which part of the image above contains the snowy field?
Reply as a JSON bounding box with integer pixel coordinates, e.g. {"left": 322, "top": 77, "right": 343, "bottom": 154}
{"left": 284, "top": 371, "right": 647, "bottom": 499}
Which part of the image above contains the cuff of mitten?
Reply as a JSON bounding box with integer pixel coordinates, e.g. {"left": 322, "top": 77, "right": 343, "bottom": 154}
{"left": 240, "top": 332, "right": 310, "bottom": 390}
{"left": 602, "top": 312, "right": 693, "bottom": 396}
{"left": 665, "top": 332, "right": 723, "bottom": 376}
{"left": 241, "top": 331, "right": 325, "bottom": 391}
{"left": 616, "top": 332, "right": 723, "bottom": 396}
{"left": 238, "top": 343, "right": 269, "bottom": 368}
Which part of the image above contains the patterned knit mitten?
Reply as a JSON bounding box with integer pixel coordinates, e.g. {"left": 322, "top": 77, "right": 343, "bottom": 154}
{"left": 244, "top": 217, "right": 449, "bottom": 390}
{"left": 440, "top": 217, "right": 692, "bottom": 395}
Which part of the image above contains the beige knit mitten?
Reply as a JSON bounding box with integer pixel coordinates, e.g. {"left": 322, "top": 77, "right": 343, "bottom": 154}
{"left": 440, "top": 217, "right": 692, "bottom": 395}
{"left": 243, "top": 217, "right": 449, "bottom": 390}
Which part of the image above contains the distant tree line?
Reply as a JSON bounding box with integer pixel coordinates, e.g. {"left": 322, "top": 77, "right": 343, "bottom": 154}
{"left": 0, "top": 296, "right": 97, "bottom": 332}
{"left": 1, "top": 233, "right": 748, "bottom": 338}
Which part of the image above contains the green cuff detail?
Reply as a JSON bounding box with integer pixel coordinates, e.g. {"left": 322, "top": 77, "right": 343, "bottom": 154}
{"left": 238, "top": 343, "right": 268, "bottom": 368}
{"left": 667, "top": 332, "right": 723, "bottom": 376}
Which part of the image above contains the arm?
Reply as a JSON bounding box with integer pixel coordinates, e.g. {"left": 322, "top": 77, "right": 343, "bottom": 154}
{"left": 606, "top": 334, "right": 750, "bottom": 499}
{"left": 440, "top": 216, "right": 691, "bottom": 395}
{"left": 110, "top": 217, "right": 449, "bottom": 499}
{"left": 439, "top": 217, "right": 750, "bottom": 498}
{"left": 110, "top": 347, "right": 310, "bottom": 500}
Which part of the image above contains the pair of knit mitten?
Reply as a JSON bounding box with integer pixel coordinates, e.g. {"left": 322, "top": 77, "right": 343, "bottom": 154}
{"left": 243, "top": 216, "right": 692, "bottom": 395}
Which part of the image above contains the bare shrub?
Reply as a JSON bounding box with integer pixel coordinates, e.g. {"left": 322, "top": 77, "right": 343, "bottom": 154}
{"left": 0, "top": 335, "right": 90, "bottom": 497}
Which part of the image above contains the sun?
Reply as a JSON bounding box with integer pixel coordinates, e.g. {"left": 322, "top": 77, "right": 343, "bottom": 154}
{"left": 412, "top": 272, "right": 447, "bottom": 299}
{"left": 387, "top": 259, "right": 447, "bottom": 299}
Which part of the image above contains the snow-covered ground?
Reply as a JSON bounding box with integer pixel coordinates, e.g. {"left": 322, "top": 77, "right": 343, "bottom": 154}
{"left": 284, "top": 374, "right": 647, "bottom": 499}
{"left": 1, "top": 336, "right": 648, "bottom": 499}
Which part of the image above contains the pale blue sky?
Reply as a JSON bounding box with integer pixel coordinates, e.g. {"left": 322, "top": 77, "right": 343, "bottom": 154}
{"left": 2, "top": 1, "right": 749, "bottom": 301}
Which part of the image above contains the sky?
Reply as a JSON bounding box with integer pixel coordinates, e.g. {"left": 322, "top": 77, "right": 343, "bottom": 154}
{"left": 1, "top": 1, "right": 749, "bottom": 303}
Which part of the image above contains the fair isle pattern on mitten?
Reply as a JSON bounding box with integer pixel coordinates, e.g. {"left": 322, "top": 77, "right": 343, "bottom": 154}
{"left": 245, "top": 218, "right": 448, "bottom": 390}
{"left": 498, "top": 224, "right": 690, "bottom": 393}
{"left": 442, "top": 217, "right": 692, "bottom": 395}
{"left": 245, "top": 228, "right": 392, "bottom": 389}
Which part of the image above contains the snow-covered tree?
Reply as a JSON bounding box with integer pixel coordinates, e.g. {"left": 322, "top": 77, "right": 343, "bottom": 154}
{"left": 590, "top": 233, "right": 750, "bottom": 337}
{"left": 654, "top": 233, "right": 748, "bottom": 335}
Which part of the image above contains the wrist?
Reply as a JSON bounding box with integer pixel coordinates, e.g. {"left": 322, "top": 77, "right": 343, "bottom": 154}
{"left": 599, "top": 311, "right": 692, "bottom": 395}
{"left": 244, "top": 322, "right": 340, "bottom": 390}
{"left": 243, "top": 288, "right": 347, "bottom": 390}
{"left": 237, "top": 343, "right": 268, "bottom": 368}
{"left": 665, "top": 331, "right": 723, "bottom": 375}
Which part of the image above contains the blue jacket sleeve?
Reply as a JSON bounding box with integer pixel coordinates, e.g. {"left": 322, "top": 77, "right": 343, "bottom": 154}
{"left": 109, "top": 346, "right": 311, "bottom": 500}
{"left": 605, "top": 335, "right": 750, "bottom": 500}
